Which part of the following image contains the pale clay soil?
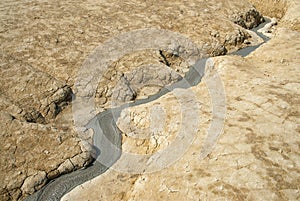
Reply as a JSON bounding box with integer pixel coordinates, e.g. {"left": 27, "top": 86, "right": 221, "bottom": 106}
{"left": 1, "top": 0, "right": 299, "bottom": 200}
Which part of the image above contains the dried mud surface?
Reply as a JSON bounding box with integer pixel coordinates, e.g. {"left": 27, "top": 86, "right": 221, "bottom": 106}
{"left": 63, "top": 1, "right": 299, "bottom": 201}
{"left": 1, "top": 0, "right": 299, "bottom": 200}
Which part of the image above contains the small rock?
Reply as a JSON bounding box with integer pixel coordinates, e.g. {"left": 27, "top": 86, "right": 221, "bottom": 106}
{"left": 21, "top": 171, "right": 47, "bottom": 194}
{"left": 211, "top": 45, "right": 228, "bottom": 56}
{"left": 57, "top": 159, "right": 75, "bottom": 174}
{"left": 243, "top": 39, "right": 251, "bottom": 44}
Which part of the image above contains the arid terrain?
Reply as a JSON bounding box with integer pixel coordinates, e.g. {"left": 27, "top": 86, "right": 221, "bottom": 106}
{"left": 0, "top": 0, "right": 299, "bottom": 200}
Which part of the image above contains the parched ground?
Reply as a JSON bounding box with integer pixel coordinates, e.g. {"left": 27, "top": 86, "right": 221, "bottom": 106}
{"left": 62, "top": 0, "right": 300, "bottom": 201}
{"left": 0, "top": 0, "right": 299, "bottom": 200}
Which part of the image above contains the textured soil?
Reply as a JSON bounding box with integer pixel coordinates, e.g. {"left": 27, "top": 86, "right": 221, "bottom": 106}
{"left": 1, "top": 0, "right": 299, "bottom": 200}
